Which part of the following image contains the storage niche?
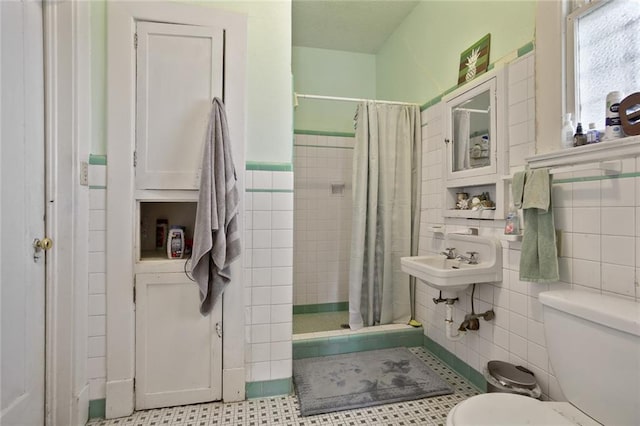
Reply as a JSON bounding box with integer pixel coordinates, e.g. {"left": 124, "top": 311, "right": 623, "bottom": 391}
{"left": 138, "top": 201, "right": 197, "bottom": 261}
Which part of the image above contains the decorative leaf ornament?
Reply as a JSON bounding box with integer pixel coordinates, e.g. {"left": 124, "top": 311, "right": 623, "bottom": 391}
{"left": 465, "top": 48, "right": 481, "bottom": 82}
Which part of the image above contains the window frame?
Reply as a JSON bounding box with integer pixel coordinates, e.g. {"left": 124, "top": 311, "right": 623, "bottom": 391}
{"left": 565, "top": 0, "right": 615, "bottom": 125}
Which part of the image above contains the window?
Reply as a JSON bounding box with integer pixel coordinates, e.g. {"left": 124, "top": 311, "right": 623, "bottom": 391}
{"left": 568, "top": 0, "right": 640, "bottom": 130}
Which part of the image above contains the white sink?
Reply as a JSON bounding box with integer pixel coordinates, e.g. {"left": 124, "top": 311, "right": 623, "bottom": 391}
{"left": 401, "top": 233, "right": 502, "bottom": 293}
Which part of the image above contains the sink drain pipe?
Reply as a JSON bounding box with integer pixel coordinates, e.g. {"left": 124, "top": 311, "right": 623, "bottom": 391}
{"left": 445, "top": 301, "right": 466, "bottom": 341}
{"left": 434, "top": 292, "right": 466, "bottom": 341}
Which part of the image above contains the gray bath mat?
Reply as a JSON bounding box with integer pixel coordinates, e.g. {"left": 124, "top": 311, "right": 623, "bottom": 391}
{"left": 293, "top": 347, "right": 453, "bottom": 416}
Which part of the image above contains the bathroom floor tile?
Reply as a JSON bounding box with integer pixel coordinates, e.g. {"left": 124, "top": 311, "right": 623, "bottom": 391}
{"left": 87, "top": 347, "right": 478, "bottom": 426}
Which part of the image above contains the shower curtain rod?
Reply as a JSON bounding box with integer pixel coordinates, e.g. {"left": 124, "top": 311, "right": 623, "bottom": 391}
{"left": 295, "top": 92, "right": 418, "bottom": 106}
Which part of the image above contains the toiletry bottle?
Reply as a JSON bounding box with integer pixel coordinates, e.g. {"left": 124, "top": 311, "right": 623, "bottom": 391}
{"left": 587, "top": 122, "right": 600, "bottom": 143}
{"left": 573, "top": 122, "right": 587, "bottom": 147}
{"left": 504, "top": 207, "right": 520, "bottom": 235}
{"left": 605, "top": 91, "right": 623, "bottom": 140}
{"left": 562, "top": 113, "right": 574, "bottom": 149}
{"left": 156, "top": 218, "right": 168, "bottom": 249}
{"left": 167, "top": 226, "right": 185, "bottom": 259}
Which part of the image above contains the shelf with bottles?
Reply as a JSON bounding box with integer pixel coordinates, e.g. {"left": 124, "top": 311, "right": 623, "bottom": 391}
{"left": 137, "top": 201, "right": 196, "bottom": 263}
{"left": 443, "top": 182, "right": 507, "bottom": 220}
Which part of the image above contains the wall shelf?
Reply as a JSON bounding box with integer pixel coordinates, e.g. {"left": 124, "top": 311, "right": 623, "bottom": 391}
{"left": 443, "top": 208, "right": 496, "bottom": 220}
{"left": 526, "top": 135, "right": 640, "bottom": 170}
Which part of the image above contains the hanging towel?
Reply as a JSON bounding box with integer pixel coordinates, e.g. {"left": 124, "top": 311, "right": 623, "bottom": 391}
{"left": 513, "top": 168, "right": 559, "bottom": 283}
{"left": 190, "top": 98, "right": 241, "bottom": 315}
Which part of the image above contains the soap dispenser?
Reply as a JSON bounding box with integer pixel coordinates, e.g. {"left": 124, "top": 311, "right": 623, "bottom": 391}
{"left": 562, "top": 113, "right": 574, "bottom": 149}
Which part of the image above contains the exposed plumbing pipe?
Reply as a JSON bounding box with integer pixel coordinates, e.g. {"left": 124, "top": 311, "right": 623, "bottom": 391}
{"left": 445, "top": 301, "right": 466, "bottom": 341}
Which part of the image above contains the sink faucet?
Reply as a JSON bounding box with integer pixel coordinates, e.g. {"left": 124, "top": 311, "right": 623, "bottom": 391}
{"left": 440, "top": 247, "right": 456, "bottom": 259}
{"left": 456, "top": 251, "right": 479, "bottom": 264}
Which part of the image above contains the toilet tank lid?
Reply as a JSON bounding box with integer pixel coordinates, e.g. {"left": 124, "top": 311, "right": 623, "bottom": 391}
{"left": 539, "top": 290, "right": 640, "bottom": 337}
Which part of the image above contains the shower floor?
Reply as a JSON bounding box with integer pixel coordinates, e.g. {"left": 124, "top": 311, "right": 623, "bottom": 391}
{"left": 293, "top": 311, "right": 349, "bottom": 334}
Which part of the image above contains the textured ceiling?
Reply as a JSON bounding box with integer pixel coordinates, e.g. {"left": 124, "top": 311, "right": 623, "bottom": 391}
{"left": 292, "top": 0, "right": 420, "bottom": 54}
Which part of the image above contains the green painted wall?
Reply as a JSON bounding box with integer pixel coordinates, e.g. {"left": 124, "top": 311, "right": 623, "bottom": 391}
{"left": 376, "top": 0, "right": 536, "bottom": 104}
{"left": 293, "top": 46, "right": 376, "bottom": 133}
{"left": 90, "top": 0, "right": 293, "bottom": 164}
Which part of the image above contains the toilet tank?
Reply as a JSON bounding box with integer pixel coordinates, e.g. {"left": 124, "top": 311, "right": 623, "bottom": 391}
{"left": 539, "top": 290, "right": 640, "bottom": 426}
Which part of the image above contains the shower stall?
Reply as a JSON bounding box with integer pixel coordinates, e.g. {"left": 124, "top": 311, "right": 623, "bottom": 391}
{"left": 293, "top": 94, "right": 421, "bottom": 335}
{"left": 292, "top": 132, "right": 354, "bottom": 334}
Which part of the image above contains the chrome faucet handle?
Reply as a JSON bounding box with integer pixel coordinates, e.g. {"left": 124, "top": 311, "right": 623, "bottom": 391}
{"left": 466, "top": 251, "right": 479, "bottom": 264}
{"left": 443, "top": 247, "right": 456, "bottom": 259}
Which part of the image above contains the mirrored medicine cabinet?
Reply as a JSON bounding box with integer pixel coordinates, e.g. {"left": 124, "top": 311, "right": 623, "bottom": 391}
{"left": 442, "top": 69, "right": 507, "bottom": 219}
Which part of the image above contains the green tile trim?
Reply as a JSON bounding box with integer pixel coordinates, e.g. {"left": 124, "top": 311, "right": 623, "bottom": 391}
{"left": 89, "top": 154, "right": 107, "bottom": 165}
{"left": 245, "top": 162, "right": 293, "bottom": 172}
{"left": 420, "top": 95, "right": 443, "bottom": 111}
{"left": 517, "top": 41, "right": 535, "bottom": 57}
{"left": 553, "top": 171, "right": 640, "bottom": 184}
{"left": 294, "top": 129, "right": 356, "bottom": 138}
{"left": 88, "top": 399, "right": 106, "bottom": 419}
{"left": 293, "top": 327, "right": 424, "bottom": 359}
{"left": 89, "top": 185, "right": 107, "bottom": 190}
{"left": 293, "top": 144, "right": 354, "bottom": 150}
{"left": 293, "top": 302, "right": 348, "bottom": 314}
{"left": 245, "top": 188, "right": 294, "bottom": 193}
{"left": 423, "top": 335, "right": 487, "bottom": 393}
{"left": 245, "top": 378, "right": 293, "bottom": 399}
{"left": 420, "top": 40, "right": 534, "bottom": 112}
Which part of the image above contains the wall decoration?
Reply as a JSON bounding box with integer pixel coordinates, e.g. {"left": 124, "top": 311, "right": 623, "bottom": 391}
{"left": 458, "top": 34, "right": 491, "bottom": 85}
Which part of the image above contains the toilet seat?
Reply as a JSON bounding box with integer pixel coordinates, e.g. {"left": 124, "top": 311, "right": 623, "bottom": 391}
{"left": 446, "top": 393, "right": 576, "bottom": 426}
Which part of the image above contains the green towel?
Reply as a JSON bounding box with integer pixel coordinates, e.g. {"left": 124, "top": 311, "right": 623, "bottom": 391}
{"left": 512, "top": 169, "right": 559, "bottom": 282}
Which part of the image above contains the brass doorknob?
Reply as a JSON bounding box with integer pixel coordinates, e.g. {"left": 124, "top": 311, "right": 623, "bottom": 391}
{"left": 34, "top": 237, "right": 53, "bottom": 251}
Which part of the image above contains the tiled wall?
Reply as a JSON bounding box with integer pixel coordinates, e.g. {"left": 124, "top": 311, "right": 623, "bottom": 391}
{"left": 419, "top": 51, "right": 640, "bottom": 401}
{"left": 243, "top": 169, "right": 294, "bottom": 383}
{"left": 293, "top": 134, "right": 354, "bottom": 306}
{"left": 87, "top": 162, "right": 107, "bottom": 401}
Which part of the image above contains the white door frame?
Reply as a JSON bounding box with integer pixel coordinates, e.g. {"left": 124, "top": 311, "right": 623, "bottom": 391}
{"left": 106, "top": 2, "right": 247, "bottom": 418}
{"left": 43, "top": 0, "right": 92, "bottom": 424}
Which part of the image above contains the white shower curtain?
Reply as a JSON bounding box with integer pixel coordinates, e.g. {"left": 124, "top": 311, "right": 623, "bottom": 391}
{"left": 348, "top": 102, "right": 422, "bottom": 330}
{"left": 453, "top": 110, "right": 470, "bottom": 171}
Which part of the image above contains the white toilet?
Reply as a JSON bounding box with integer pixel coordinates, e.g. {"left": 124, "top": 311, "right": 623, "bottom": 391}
{"left": 446, "top": 290, "right": 640, "bottom": 426}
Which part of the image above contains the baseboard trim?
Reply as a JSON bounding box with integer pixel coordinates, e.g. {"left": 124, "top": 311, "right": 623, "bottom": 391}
{"left": 88, "top": 399, "right": 106, "bottom": 419}
{"left": 293, "top": 302, "right": 348, "bottom": 314}
{"left": 423, "top": 335, "right": 487, "bottom": 392}
{"left": 245, "top": 378, "right": 293, "bottom": 399}
{"left": 293, "top": 327, "right": 424, "bottom": 359}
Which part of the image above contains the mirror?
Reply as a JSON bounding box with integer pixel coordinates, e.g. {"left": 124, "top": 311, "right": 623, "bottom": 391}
{"left": 451, "top": 89, "right": 491, "bottom": 172}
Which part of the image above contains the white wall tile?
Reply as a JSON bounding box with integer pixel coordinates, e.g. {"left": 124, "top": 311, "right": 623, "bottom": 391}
{"left": 270, "top": 359, "right": 292, "bottom": 380}
{"left": 88, "top": 315, "right": 106, "bottom": 337}
{"left": 573, "top": 208, "right": 599, "bottom": 234}
{"left": 253, "top": 171, "right": 272, "bottom": 189}
{"left": 88, "top": 336, "right": 106, "bottom": 358}
{"left": 602, "top": 207, "right": 635, "bottom": 236}
{"left": 601, "top": 263, "right": 635, "bottom": 296}
{"left": 601, "top": 235, "right": 635, "bottom": 266}
{"left": 253, "top": 192, "right": 272, "bottom": 211}
{"left": 572, "top": 233, "right": 600, "bottom": 261}
{"left": 89, "top": 188, "right": 106, "bottom": 210}
{"left": 273, "top": 172, "right": 294, "bottom": 190}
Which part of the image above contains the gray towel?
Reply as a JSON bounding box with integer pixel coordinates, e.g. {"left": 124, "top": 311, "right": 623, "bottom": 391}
{"left": 513, "top": 168, "right": 559, "bottom": 282}
{"left": 190, "top": 98, "right": 241, "bottom": 315}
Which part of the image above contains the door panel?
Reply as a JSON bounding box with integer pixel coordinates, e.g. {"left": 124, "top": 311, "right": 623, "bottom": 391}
{"left": 136, "top": 21, "right": 224, "bottom": 190}
{"left": 135, "top": 273, "right": 222, "bottom": 409}
{"left": 0, "top": 1, "right": 46, "bottom": 424}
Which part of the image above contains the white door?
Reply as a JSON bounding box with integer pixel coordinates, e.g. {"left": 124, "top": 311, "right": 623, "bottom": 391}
{"left": 0, "top": 1, "right": 46, "bottom": 425}
{"left": 135, "top": 21, "right": 224, "bottom": 190}
{"left": 135, "top": 273, "right": 222, "bottom": 409}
